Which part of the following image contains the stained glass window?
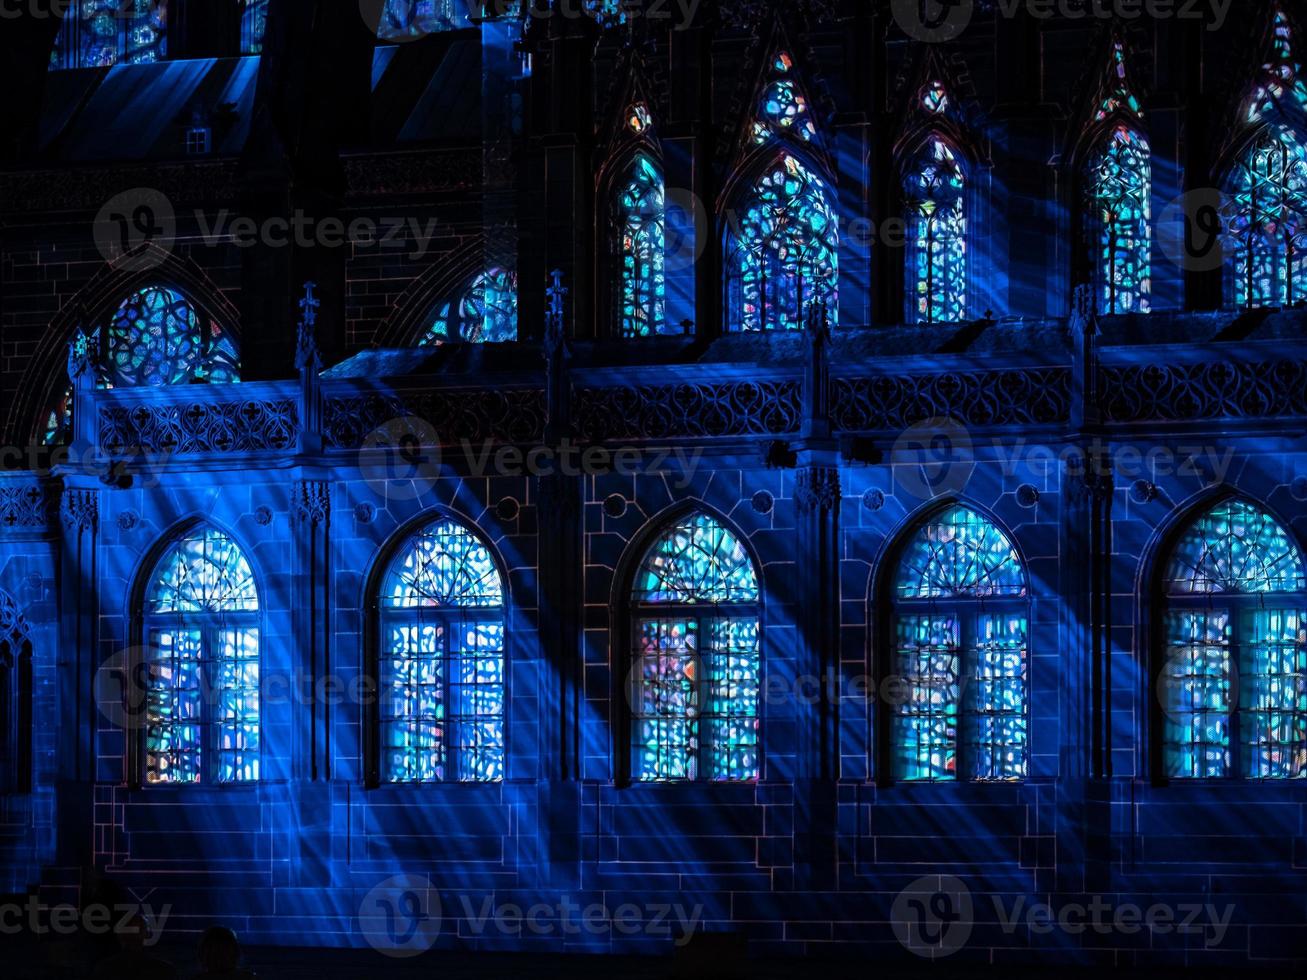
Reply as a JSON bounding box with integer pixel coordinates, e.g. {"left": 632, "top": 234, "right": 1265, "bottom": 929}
{"left": 51, "top": 1, "right": 168, "bottom": 70}
{"left": 374, "top": 0, "right": 471, "bottom": 41}
{"left": 724, "top": 154, "right": 839, "bottom": 332}
{"left": 922, "top": 81, "right": 950, "bottom": 115}
{"left": 890, "top": 506, "right": 1028, "bottom": 782}
{"left": 1161, "top": 499, "right": 1307, "bottom": 780}
{"left": 583, "top": 0, "right": 627, "bottom": 27}
{"left": 142, "top": 528, "right": 259, "bottom": 784}
{"left": 1096, "top": 41, "right": 1143, "bottom": 122}
{"left": 421, "top": 268, "right": 518, "bottom": 345}
{"left": 241, "top": 0, "right": 268, "bottom": 54}
{"left": 378, "top": 519, "right": 506, "bottom": 782}
{"left": 617, "top": 153, "right": 668, "bottom": 337}
{"left": 41, "top": 286, "right": 240, "bottom": 445}
{"left": 1228, "top": 126, "right": 1307, "bottom": 309}
{"left": 1085, "top": 125, "right": 1152, "bottom": 315}
{"left": 752, "top": 52, "right": 817, "bottom": 145}
{"left": 1244, "top": 10, "right": 1307, "bottom": 125}
{"left": 905, "top": 136, "right": 967, "bottom": 324}
{"left": 631, "top": 513, "right": 761, "bottom": 782}
{"left": 627, "top": 103, "right": 652, "bottom": 135}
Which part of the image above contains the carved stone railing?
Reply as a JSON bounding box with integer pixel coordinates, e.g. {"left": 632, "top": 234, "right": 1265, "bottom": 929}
{"left": 0, "top": 476, "right": 54, "bottom": 536}
{"left": 1097, "top": 345, "right": 1307, "bottom": 424}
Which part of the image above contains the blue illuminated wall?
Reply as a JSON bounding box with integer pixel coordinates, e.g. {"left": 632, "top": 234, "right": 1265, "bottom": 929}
{"left": 2, "top": 1, "right": 1307, "bottom": 970}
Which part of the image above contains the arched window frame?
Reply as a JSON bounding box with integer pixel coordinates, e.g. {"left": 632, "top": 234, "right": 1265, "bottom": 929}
{"left": 1081, "top": 121, "right": 1153, "bottom": 316}
{"left": 39, "top": 282, "right": 240, "bottom": 445}
{"left": 1222, "top": 6, "right": 1307, "bottom": 310}
{"left": 419, "top": 267, "right": 519, "bottom": 345}
{"left": 364, "top": 512, "right": 510, "bottom": 786}
{"left": 1148, "top": 495, "right": 1307, "bottom": 783}
{"left": 1223, "top": 124, "right": 1307, "bottom": 310}
{"left": 720, "top": 147, "right": 840, "bottom": 333}
{"left": 898, "top": 130, "right": 971, "bottom": 325}
{"left": 876, "top": 503, "right": 1031, "bottom": 785}
{"left": 130, "top": 523, "right": 262, "bottom": 787}
{"left": 598, "top": 105, "right": 670, "bottom": 339}
{"left": 0, "top": 591, "right": 33, "bottom": 795}
{"left": 617, "top": 508, "right": 764, "bottom": 785}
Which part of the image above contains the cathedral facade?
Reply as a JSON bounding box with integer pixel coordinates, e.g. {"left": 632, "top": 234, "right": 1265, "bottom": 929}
{"left": 1, "top": 0, "right": 1306, "bottom": 967}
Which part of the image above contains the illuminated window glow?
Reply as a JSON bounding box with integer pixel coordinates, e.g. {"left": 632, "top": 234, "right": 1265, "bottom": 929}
{"left": 241, "top": 0, "right": 268, "bottom": 54}
{"left": 632, "top": 514, "right": 760, "bottom": 781}
{"left": 617, "top": 153, "right": 668, "bottom": 337}
{"left": 725, "top": 154, "right": 839, "bottom": 332}
{"left": 143, "top": 528, "right": 260, "bottom": 784}
{"left": 422, "top": 268, "right": 518, "bottom": 345}
{"left": 51, "top": 1, "right": 168, "bottom": 70}
{"left": 42, "top": 286, "right": 240, "bottom": 445}
{"left": 1085, "top": 125, "right": 1152, "bottom": 315}
{"left": 905, "top": 136, "right": 967, "bottom": 324}
{"left": 375, "top": 0, "right": 471, "bottom": 41}
{"left": 379, "top": 519, "right": 505, "bottom": 782}
{"left": 1229, "top": 126, "right": 1307, "bottom": 309}
{"left": 891, "top": 506, "right": 1028, "bottom": 781}
{"left": 1161, "top": 499, "right": 1307, "bottom": 780}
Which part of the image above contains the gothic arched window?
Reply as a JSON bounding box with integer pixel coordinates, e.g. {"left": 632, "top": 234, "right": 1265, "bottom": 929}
{"left": 374, "top": 0, "right": 471, "bottom": 41}
{"left": 904, "top": 136, "right": 968, "bottom": 324}
{"left": 141, "top": 527, "right": 260, "bottom": 784}
{"left": 421, "top": 268, "right": 518, "bottom": 345}
{"left": 377, "top": 518, "right": 506, "bottom": 783}
{"left": 1158, "top": 499, "right": 1307, "bottom": 780}
{"left": 41, "top": 286, "right": 240, "bottom": 445}
{"left": 724, "top": 154, "right": 839, "bottom": 332}
{"left": 630, "top": 513, "right": 761, "bottom": 782}
{"left": 616, "top": 151, "right": 668, "bottom": 337}
{"left": 1228, "top": 127, "right": 1307, "bottom": 309}
{"left": 0, "top": 592, "right": 33, "bottom": 794}
{"left": 51, "top": 1, "right": 168, "bottom": 70}
{"left": 888, "top": 505, "right": 1029, "bottom": 782}
{"left": 1085, "top": 124, "right": 1152, "bottom": 315}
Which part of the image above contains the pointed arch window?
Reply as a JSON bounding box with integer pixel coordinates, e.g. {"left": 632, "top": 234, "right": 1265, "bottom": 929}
{"left": 724, "top": 154, "right": 839, "bottom": 332}
{"left": 41, "top": 285, "right": 240, "bottom": 445}
{"left": 51, "top": 1, "right": 168, "bottom": 70}
{"left": 0, "top": 593, "right": 33, "bottom": 794}
{"left": 141, "top": 527, "right": 260, "bottom": 784}
{"left": 376, "top": 518, "right": 506, "bottom": 783}
{"left": 1228, "top": 126, "right": 1307, "bottom": 309}
{"left": 420, "top": 268, "right": 518, "bottom": 345}
{"left": 615, "top": 151, "right": 668, "bottom": 337}
{"left": 374, "top": 0, "right": 471, "bottom": 41}
{"left": 753, "top": 52, "right": 817, "bottom": 145}
{"left": 630, "top": 513, "right": 761, "bottom": 782}
{"left": 888, "top": 506, "right": 1028, "bottom": 782}
{"left": 1085, "top": 124, "right": 1152, "bottom": 315}
{"left": 1158, "top": 499, "right": 1307, "bottom": 780}
{"left": 904, "top": 136, "right": 967, "bottom": 324}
